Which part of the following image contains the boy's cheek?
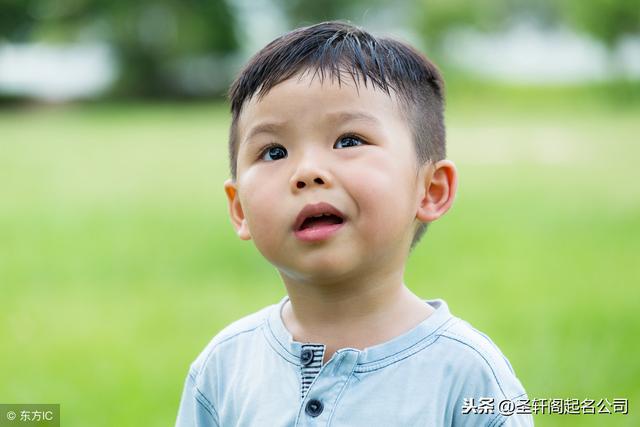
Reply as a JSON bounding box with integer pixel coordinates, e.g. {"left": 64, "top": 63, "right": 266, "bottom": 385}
{"left": 243, "top": 199, "right": 290, "bottom": 244}
{"left": 245, "top": 223, "right": 293, "bottom": 268}
{"left": 351, "top": 185, "right": 416, "bottom": 243}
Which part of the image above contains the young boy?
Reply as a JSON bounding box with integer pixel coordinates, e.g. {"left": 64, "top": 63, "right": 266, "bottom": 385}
{"left": 176, "top": 21, "right": 533, "bottom": 426}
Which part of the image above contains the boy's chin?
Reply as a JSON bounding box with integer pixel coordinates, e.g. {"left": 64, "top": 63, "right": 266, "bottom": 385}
{"left": 277, "top": 257, "right": 363, "bottom": 285}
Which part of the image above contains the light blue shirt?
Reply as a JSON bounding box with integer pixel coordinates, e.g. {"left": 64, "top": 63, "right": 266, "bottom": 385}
{"left": 176, "top": 296, "right": 534, "bottom": 426}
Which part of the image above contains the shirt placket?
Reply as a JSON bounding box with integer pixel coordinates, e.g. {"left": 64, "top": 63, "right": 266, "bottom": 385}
{"left": 295, "top": 345, "right": 359, "bottom": 426}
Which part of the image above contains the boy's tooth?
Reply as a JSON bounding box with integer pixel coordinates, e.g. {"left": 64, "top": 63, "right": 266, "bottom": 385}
{"left": 309, "top": 213, "right": 336, "bottom": 219}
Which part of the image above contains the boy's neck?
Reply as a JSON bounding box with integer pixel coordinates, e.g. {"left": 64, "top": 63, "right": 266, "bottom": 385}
{"left": 279, "top": 268, "right": 434, "bottom": 361}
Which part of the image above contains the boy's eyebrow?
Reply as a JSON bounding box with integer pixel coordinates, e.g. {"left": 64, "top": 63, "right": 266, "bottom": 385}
{"left": 325, "top": 111, "right": 382, "bottom": 126}
{"left": 244, "top": 121, "right": 287, "bottom": 143}
{"left": 243, "top": 111, "right": 381, "bottom": 144}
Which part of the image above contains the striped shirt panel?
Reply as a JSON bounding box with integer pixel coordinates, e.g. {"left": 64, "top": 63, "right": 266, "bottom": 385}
{"left": 300, "top": 344, "right": 325, "bottom": 400}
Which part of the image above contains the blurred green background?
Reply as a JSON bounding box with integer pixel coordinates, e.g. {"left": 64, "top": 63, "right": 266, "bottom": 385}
{"left": 1, "top": 1, "right": 639, "bottom": 426}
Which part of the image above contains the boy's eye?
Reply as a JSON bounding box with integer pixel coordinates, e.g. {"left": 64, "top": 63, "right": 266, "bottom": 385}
{"left": 260, "top": 144, "right": 287, "bottom": 161}
{"left": 334, "top": 135, "right": 365, "bottom": 149}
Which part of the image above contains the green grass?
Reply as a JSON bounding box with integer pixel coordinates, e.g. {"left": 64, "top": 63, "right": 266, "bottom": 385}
{"left": 1, "top": 92, "right": 638, "bottom": 426}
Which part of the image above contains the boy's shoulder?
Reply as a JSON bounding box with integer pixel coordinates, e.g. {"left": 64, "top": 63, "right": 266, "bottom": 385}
{"left": 434, "top": 312, "right": 527, "bottom": 401}
{"left": 440, "top": 315, "right": 516, "bottom": 370}
{"left": 188, "top": 300, "right": 277, "bottom": 376}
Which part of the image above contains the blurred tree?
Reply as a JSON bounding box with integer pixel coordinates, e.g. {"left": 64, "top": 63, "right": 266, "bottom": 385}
{"left": 413, "top": 0, "right": 639, "bottom": 49}
{"left": 556, "top": 0, "right": 640, "bottom": 48}
{"left": 0, "top": 0, "right": 38, "bottom": 42}
{"left": 0, "top": 0, "right": 240, "bottom": 97}
{"left": 413, "top": 0, "right": 558, "bottom": 50}
{"left": 100, "top": 0, "right": 239, "bottom": 97}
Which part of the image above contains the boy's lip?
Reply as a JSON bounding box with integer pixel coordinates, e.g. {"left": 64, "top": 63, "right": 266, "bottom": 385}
{"left": 293, "top": 202, "right": 346, "bottom": 231}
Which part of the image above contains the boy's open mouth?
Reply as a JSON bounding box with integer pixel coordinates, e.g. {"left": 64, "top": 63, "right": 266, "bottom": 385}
{"left": 299, "top": 213, "right": 344, "bottom": 230}
{"left": 293, "top": 202, "right": 346, "bottom": 232}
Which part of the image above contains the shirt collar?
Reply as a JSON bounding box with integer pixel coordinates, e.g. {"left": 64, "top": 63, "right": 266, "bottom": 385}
{"left": 264, "top": 294, "right": 456, "bottom": 369}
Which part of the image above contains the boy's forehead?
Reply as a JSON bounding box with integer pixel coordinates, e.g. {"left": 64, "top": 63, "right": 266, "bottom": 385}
{"left": 237, "top": 71, "right": 407, "bottom": 142}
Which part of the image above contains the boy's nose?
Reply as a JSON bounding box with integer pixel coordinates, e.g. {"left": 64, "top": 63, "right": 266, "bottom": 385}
{"left": 295, "top": 176, "right": 325, "bottom": 189}
{"left": 290, "top": 163, "right": 331, "bottom": 192}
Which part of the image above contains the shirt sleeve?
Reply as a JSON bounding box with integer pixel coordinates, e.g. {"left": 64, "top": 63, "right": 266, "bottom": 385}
{"left": 449, "top": 344, "right": 535, "bottom": 427}
{"left": 175, "top": 369, "right": 220, "bottom": 427}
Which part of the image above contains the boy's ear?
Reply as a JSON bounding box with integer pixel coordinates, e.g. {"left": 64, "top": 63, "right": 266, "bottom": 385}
{"left": 415, "top": 159, "right": 458, "bottom": 223}
{"left": 224, "top": 179, "right": 251, "bottom": 240}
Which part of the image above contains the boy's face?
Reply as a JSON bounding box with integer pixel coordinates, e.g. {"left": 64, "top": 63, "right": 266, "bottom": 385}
{"left": 225, "top": 70, "right": 428, "bottom": 282}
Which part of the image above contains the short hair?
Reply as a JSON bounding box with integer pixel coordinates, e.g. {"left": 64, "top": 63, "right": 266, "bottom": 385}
{"left": 227, "top": 20, "right": 446, "bottom": 249}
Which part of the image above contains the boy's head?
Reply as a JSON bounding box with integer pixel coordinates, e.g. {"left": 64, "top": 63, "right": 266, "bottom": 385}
{"left": 224, "top": 21, "right": 456, "bottom": 280}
